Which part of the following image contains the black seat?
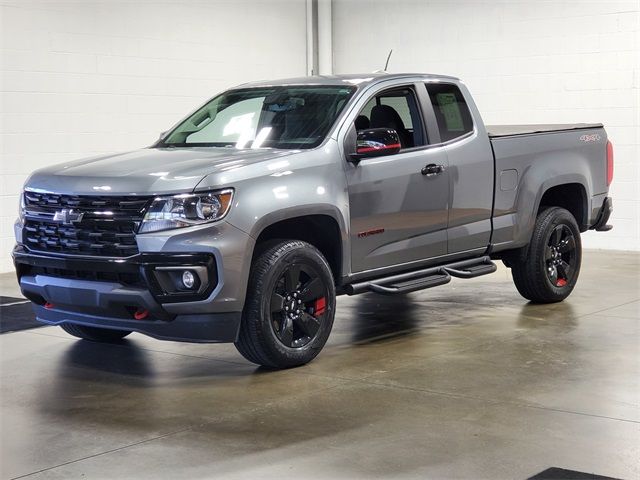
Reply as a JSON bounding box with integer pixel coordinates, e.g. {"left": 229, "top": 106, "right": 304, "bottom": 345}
{"left": 369, "top": 104, "right": 413, "bottom": 148}
{"left": 355, "top": 115, "right": 370, "bottom": 131}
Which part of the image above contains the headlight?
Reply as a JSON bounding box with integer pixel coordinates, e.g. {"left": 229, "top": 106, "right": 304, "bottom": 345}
{"left": 139, "top": 189, "right": 233, "bottom": 233}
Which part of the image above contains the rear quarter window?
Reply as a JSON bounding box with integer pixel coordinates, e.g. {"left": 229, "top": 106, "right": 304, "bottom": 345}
{"left": 425, "top": 83, "right": 474, "bottom": 143}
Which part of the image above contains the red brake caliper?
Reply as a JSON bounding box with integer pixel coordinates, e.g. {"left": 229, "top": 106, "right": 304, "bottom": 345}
{"left": 557, "top": 278, "right": 567, "bottom": 287}
{"left": 314, "top": 297, "right": 326, "bottom": 317}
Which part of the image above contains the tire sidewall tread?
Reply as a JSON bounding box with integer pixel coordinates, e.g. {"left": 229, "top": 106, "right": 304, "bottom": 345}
{"left": 511, "top": 207, "right": 582, "bottom": 303}
{"left": 235, "top": 240, "right": 336, "bottom": 369}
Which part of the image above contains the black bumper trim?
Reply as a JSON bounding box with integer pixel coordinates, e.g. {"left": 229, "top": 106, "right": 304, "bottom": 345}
{"left": 590, "top": 197, "right": 613, "bottom": 232}
{"left": 12, "top": 246, "right": 218, "bottom": 303}
{"left": 18, "top": 273, "right": 173, "bottom": 321}
{"left": 34, "top": 304, "right": 241, "bottom": 343}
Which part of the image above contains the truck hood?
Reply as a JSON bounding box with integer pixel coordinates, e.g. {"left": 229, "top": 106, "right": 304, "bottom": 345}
{"left": 24, "top": 147, "right": 298, "bottom": 195}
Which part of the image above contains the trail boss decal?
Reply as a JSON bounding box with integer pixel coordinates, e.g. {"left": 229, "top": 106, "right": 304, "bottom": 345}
{"left": 357, "top": 228, "right": 385, "bottom": 238}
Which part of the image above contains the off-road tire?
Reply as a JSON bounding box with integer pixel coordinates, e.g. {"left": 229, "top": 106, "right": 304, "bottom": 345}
{"left": 235, "top": 240, "right": 336, "bottom": 369}
{"left": 511, "top": 207, "right": 582, "bottom": 303}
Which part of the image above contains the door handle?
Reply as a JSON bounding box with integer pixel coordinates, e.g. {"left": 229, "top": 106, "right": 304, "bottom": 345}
{"left": 421, "top": 164, "right": 445, "bottom": 176}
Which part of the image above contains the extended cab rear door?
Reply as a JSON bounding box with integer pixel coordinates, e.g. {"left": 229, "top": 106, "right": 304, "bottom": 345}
{"left": 423, "top": 81, "right": 494, "bottom": 254}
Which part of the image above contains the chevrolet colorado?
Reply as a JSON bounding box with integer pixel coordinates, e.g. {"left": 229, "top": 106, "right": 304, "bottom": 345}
{"left": 13, "top": 73, "right": 613, "bottom": 368}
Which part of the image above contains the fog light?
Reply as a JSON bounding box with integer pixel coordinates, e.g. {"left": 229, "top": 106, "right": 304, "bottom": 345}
{"left": 182, "top": 270, "right": 196, "bottom": 289}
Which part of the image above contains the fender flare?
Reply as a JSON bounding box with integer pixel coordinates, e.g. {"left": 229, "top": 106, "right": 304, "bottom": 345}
{"left": 515, "top": 174, "right": 590, "bottom": 246}
{"left": 247, "top": 204, "right": 351, "bottom": 277}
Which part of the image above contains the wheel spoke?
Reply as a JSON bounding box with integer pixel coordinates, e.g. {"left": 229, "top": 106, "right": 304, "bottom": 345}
{"left": 280, "top": 317, "right": 294, "bottom": 346}
{"left": 548, "top": 264, "right": 558, "bottom": 284}
{"left": 544, "top": 246, "right": 554, "bottom": 261}
{"left": 295, "top": 312, "right": 321, "bottom": 337}
{"left": 270, "top": 293, "right": 285, "bottom": 313}
{"left": 271, "top": 262, "right": 327, "bottom": 349}
{"left": 558, "top": 235, "right": 576, "bottom": 254}
{"left": 284, "top": 264, "right": 301, "bottom": 292}
{"left": 551, "top": 225, "right": 563, "bottom": 246}
{"left": 299, "top": 277, "right": 324, "bottom": 302}
{"left": 557, "top": 260, "right": 571, "bottom": 279}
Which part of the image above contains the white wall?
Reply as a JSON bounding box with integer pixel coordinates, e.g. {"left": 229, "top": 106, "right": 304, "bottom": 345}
{"left": 0, "top": 0, "right": 307, "bottom": 272}
{"left": 1, "top": 0, "right": 638, "bottom": 274}
{"left": 334, "top": 0, "right": 640, "bottom": 251}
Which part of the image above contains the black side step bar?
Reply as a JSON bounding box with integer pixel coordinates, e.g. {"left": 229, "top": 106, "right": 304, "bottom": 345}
{"left": 345, "top": 256, "right": 497, "bottom": 296}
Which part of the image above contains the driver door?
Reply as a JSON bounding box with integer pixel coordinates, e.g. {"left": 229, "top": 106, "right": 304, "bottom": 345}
{"left": 346, "top": 85, "right": 450, "bottom": 273}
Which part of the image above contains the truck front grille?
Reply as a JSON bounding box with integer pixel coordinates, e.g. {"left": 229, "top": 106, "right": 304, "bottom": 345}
{"left": 23, "top": 192, "right": 152, "bottom": 257}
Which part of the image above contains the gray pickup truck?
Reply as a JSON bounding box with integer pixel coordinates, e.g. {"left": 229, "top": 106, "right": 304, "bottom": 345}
{"left": 13, "top": 73, "right": 613, "bottom": 368}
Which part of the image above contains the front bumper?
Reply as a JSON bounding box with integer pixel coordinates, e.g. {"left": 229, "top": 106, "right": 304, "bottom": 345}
{"left": 32, "top": 303, "right": 241, "bottom": 344}
{"left": 12, "top": 220, "right": 255, "bottom": 343}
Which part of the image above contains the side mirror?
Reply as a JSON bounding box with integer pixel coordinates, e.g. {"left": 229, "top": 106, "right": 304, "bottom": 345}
{"left": 349, "top": 128, "right": 401, "bottom": 162}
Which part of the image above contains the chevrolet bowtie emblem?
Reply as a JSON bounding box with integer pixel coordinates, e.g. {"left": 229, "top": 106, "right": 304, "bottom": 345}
{"left": 53, "top": 209, "right": 84, "bottom": 225}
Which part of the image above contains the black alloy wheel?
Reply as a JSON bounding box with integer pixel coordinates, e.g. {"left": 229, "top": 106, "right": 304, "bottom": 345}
{"left": 545, "top": 224, "right": 577, "bottom": 287}
{"left": 510, "top": 207, "right": 582, "bottom": 303}
{"left": 235, "top": 240, "right": 336, "bottom": 369}
{"left": 270, "top": 263, "right": 329, "bottom": 348}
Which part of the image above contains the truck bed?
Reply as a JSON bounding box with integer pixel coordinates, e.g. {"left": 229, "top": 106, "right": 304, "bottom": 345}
{"left": 487, "top": 123, "right": 603, "bottom": 138}
{"left": 488, "top": 122, "right": 607, "bottom": 250}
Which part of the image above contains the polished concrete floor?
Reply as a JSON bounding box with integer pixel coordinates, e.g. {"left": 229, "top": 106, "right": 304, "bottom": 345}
{"left": 1, "top": 250, "right": 638, "bottom": 480}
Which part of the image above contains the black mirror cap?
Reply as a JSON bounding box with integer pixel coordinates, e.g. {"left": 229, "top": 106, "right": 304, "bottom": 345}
{"left": 350, "top": 128, "right": 401, "bottom": 161}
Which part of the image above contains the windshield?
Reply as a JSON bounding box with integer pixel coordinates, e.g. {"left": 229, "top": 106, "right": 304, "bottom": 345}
{"left": 160, "top": 85, "right": 356, "bottom": 149}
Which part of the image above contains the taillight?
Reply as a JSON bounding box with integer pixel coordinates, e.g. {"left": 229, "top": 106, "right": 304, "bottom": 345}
{"left": 606, "top": 140, "right": 614, "bottom": 186}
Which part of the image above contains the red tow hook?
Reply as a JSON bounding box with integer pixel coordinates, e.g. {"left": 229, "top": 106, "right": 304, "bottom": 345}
{"left": 44, "top": 302, "right": 54, "bottom": 309}
{"left": 134, "top": 308, "right": 149, "bottom": 320}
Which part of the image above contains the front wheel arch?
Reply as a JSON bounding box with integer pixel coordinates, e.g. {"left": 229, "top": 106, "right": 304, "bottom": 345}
{"left": 252, "top": 213, "right": 345, "bottom": 284}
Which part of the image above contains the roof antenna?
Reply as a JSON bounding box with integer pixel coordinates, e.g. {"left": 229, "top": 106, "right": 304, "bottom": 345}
{"left": 384, "top": 49, "right": 393, "bottom": 71}
{"left": 373, "top": 49, "right": 393, "bottom": 73}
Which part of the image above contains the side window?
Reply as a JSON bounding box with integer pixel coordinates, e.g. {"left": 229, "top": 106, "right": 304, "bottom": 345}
{"left": 425, "top": 83, "right": 473, "bottom": 143}
{"left": 354, "top": 87, "right": 425, "bottom": 149}
{"left": 380, "top": 97, "right": 413, "bottom": 130}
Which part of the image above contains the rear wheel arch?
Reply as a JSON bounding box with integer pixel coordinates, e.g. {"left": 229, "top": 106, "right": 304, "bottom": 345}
{"left": 496, "top": 180, "right": 588, "bottom": 264}
{"left": 537, "top": 182, "right": 589, "bottom": 231}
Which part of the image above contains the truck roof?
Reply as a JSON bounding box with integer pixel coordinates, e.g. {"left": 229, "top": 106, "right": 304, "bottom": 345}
{"left": 234, "top": 73, "right": 460, "bottom": 89}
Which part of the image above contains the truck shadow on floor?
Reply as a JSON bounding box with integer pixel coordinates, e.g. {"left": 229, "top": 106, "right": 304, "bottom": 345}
{"left": 38, "top": 339, "right": 375, "bottom": 444}
{"left": 340, "top": 293, "right": 422, "bottom": 345}
{"left": 33, "top": 297, "right": 582, "bottom": 448}
{"left": 335, "top": 292, "right": 579, "bottom": 348}
{"left": 59, "top": 339, "right": 156, "bottom": 384}
{"left": 51, "top": 294, "right": 579, "bottom": 388}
